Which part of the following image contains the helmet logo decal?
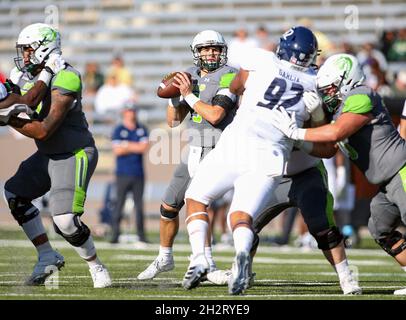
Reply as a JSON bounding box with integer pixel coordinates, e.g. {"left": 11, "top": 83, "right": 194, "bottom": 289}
{"left": 38, "top": 26, "right": 57, "bottom": 44}
{"left": 282, "top": 28, "right": 294, "bottom": 40}
{"left": 334, "top": 57, "right": 353, "bottom": 79}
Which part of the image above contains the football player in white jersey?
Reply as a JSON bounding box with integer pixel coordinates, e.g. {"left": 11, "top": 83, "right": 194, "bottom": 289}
{"left": 180, "top": 26, "right": 322, "bottom": 295}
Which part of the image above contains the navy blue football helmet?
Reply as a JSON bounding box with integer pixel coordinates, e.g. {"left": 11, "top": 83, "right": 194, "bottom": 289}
{"left": 276, "top": 26, "right": 319, "bottom": 68}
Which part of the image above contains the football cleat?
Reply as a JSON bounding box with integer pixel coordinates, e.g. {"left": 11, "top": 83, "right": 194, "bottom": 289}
{"left": 340, "top": 271, "right": 362, "bottom": 295}
{"left": 89, "top": 264, "right": 112, "bottom": 288}
{"left": 228, "top": 251, "right": 252, "bottom": 295}
{"left": 25, "top": 250, "right": 65, "bottom": 286}
{"left": 394, "top": 287, "right": 406, "bottom": 295}
{"left": 207, "top": 269, "right": 232, "bottom": 285}
{"left": 137, "top": 256, "right": 175, "bottom": 280}
{"left": 207, "top": 269, "right": 256, "bottom": 287}
{"left": 182, "top": 253, "right": 209, "bottom": 290}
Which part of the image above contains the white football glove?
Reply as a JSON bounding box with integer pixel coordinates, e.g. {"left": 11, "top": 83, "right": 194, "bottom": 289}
{"left": 269, "top": 107, "right": 305, "bottom": 140}
{"left": 45, "top": 53, "right": 66, "bottom": 75}
{"left": 0, "top": 104, "right": 33, "bottom": 126}
{"left": 38, "top": 53, "right": 66, "bottom": 86}
{"left": 303, "top": 91, "right": 325, "bottom": 123}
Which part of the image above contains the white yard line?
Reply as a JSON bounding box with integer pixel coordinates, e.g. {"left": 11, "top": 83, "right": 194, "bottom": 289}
{"left": 0, "top": 239, "right": 388, "bottom": 257}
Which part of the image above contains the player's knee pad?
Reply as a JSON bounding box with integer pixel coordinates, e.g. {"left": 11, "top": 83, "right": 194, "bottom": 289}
{"left": 3, "top": 189, "right": 39, "bottom": 226}
{"left": 53, "top": 214, "right": 90, "bottom": 247}
{"left": 313, "top": 226, "right": 344, "bottom": 250}
{"left": 160, "top": 204, "right": 179, "bottom": 220}
{"left": 376, "top": 231, "right": 406, "bottom": 257}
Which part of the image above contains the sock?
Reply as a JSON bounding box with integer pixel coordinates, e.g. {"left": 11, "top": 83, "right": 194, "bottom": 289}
{"left": 159, "top": 246, "right": 173, "bottom": 260}
{"left": 21, "top": 216, "right": 53, "bottom": 256}
{"left": 205, "top": 246, "right": 216, "bottom": 270}
{"left": 72, "top": 236, "right": 100, "bottom": 267}
{"left": 187, "top": 219, "right": 208, "bottom": 259}
{"left": 22, "top": 215, "right": 46, "bottom": 241}
{"left": 36, "top": 242, "right": 54, "bottom": 256}
{"left": 334, "top": 259, "right": 351, "bottom": 281}
{"left": 233, "top": 227, "right": 254, "bottom": 254}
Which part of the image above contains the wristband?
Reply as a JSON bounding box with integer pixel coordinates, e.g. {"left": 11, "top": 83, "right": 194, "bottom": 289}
{"left": 38, "top": 69, "right": 52, "bottom": 86}
{"left": 184, "top": 93, "right": 200, "bottom": 109}
{"left": 296, "top": 128, "right": 307, "bottom": 140}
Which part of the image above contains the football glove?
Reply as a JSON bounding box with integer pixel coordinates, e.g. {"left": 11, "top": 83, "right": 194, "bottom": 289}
{"left": 0, "top": 104, "right": 33, "bottom": 126}
{"left": 303, "top": 91, "right": 325, "bottom": 123}
{"left": 269, "top": 107, "right": 306, "bottom": 140}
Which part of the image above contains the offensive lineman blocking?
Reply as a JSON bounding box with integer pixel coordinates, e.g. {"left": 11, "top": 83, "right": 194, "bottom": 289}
{"left": 270, "top": 53, "right": 406, "bottom": 295}
{"left": 183, "top": 26, "right": 321, "bottom": 295}
{"left": 3, "top": 23, "right": 111, "bottom": 287}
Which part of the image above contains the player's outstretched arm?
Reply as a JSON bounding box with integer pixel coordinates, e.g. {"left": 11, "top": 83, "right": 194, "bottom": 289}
{"left": 304, "top": 112, "right": 372, "bottom": 142}
{"left": 8, "top": 89, "right": 72, "bottom": 140}
{"left": 0, "top": 82, "right": 47, "bottom": 110}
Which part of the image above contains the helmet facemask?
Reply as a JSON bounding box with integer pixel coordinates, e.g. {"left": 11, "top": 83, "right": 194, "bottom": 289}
{"left": 318, "top": 71, "right": 346, "bottom": 113}
{"left": 14, "top": 43, "right": 45, "bottom": 77}
{"left": 193, "top": 45, "right": 227, "bottom": 72}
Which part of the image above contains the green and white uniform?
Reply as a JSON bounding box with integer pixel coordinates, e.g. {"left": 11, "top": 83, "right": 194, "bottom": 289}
{"left": 5, "top": 65, "right": 97, "bottom": 216}
{"left": 334, "top": 86, "right": 406, "bottom": 239}
{"left": 162, "top": 65, "right": 238, "bottom": 209}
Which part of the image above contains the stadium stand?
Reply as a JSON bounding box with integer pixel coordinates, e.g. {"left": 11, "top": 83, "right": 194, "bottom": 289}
{"left": 0, "top": 0, "right": 404, "bottom": 107}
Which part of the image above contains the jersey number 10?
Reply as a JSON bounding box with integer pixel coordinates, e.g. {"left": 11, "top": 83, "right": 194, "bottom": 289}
{"left": 257, "top": 77, "right": 304, "bottom": 110}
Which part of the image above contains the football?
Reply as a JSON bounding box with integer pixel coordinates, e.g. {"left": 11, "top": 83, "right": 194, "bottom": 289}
{"left": 157, "top": 71, "right": 192, "bottom": 98}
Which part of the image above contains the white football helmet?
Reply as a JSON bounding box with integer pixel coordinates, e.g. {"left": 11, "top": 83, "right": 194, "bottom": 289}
{"left": 191, "top": 30, "right": 227, "bottom": 72}
{"left": 14, "top": 23, "right": 61, "bottom": 75}
{"left": 317, "top": 53, "right": 365, "bottom": 113}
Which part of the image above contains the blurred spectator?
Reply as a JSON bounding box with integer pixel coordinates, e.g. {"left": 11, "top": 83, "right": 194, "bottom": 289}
{"left": 83, "top": 62, "right": 104, "bottom": 96}
{"left": 107, "top": 55, "right": 133, "bottom": 86}
{"left": 357, "top": 42, "right": 388, "bottom": 74}
{"left": 255, "top": 25, "right": 276, "bottom": 51}
{"left": 366, "top": 57, "right": 392, "bottom": 97}
{"left": 110, "top": 104, "right": 149, "bottom": 244}
{"left": 94, "top": 74, "right": 135, "bottom": 116}
{"left": 227, "top": 27, "right": 259, "bottom": 69}
{"left": 0, "top": 70, "right": 6, "bottom": 83}
{"left": 386, "top": 28, "right": 406, "bottom": 62}
{"left": 339, "top": 42, "right": 356, "bottom": 56}
{"left": 390, "top": 70, "right": 406, "bottom": 98}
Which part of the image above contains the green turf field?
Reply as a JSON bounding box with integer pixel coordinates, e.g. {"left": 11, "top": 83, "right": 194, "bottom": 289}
{"left": 0, "top": 228, "right": 405, "bottom": 300}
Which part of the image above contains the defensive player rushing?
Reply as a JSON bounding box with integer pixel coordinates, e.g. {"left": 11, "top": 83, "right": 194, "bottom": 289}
{"left": 270, "top": 53, "right": 406, "bottom": 295}
{"left": 207, "top": 147, "right": 362, "bottom": 295}
{"left": 137, "top": 30, "right": 238, "bottom": 280}
{"left": 182, "top": 26, "right": 323, "bottom": 295}
{"left": 2, "top": 23, "right": 111, "bottom": 288}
